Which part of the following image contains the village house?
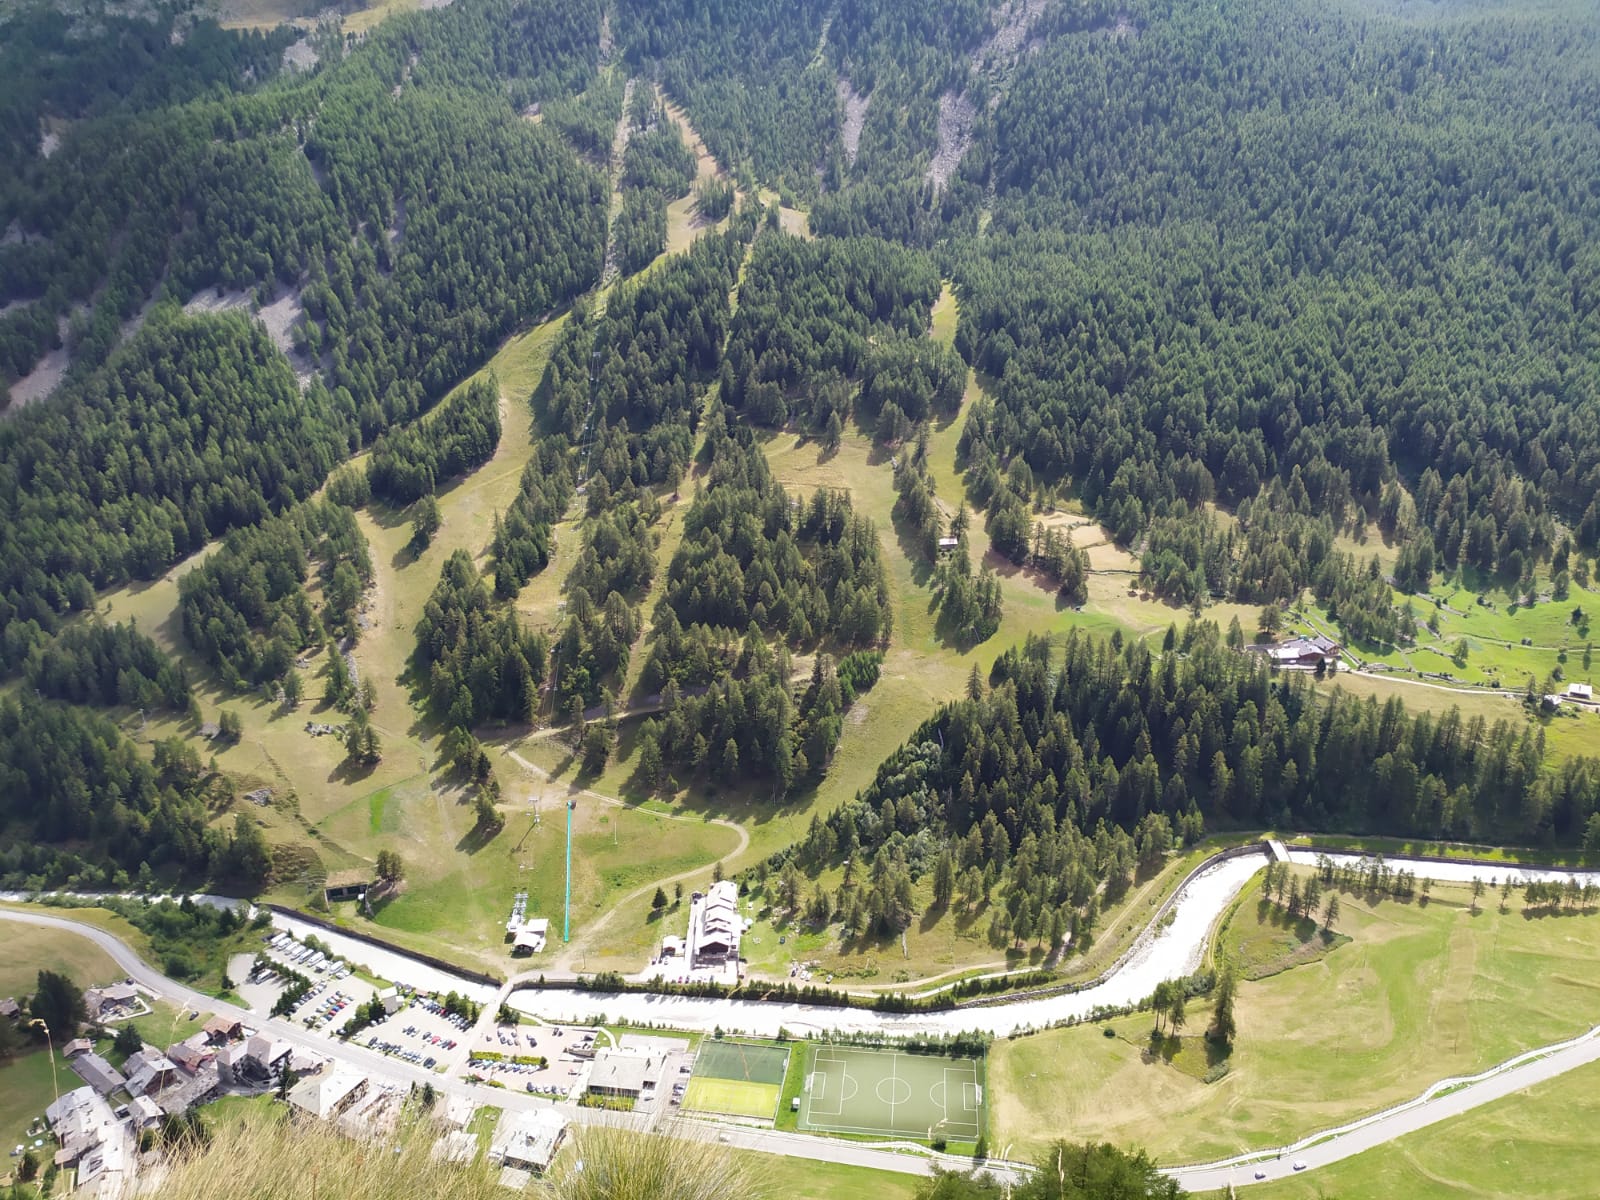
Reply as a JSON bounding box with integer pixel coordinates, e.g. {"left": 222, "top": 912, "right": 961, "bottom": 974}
{"left": 287, "top": 1071, "right": 369, "bottom": 1122}
{"left": 1250, "top": 634, "right": 1342, "bottom": 670}
{"left": 70, "top": 1052, "right": 127, "bottom": 1097}
{"left": 151, "top": 1060, "right": 224, "bottom": 1117}
{"left": 47, "top": 1086, "right": 131, "bottom": 1196}
{"left": 123, "top": 1045, "right": 180, "bottom": 1097}
{"left": 166, "top": 1036, "right": 213, "bottom": 1074}
{"left": 585, "top": 1049, "right": 655, "bottom": 1100}
{"left": 83, "top": 983, "right": 139, "bottom": 1020}
{"left": 488, "top": 1108, "right": 567, "bottom": 1174}
{"left": 201, "top": 1015, "right": 242, "bottom": 1044}
{"left": 235, "top": 1032, "right": 293, "bottom": 1084}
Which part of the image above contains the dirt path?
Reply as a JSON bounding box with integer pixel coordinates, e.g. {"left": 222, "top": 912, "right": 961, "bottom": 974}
{"left": 655, "top": 84, "right": 732, "bottom": 187}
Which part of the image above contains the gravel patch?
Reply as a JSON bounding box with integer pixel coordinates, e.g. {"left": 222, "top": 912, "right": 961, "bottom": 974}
{"left": 5, "top": 343, "right": 69, "bottom": 412}
{"left": 976, "top": 0, "right": 1049, "bottom": 72}
{"left": 184, "top": 287, "right": 253, "bottom": 315}
{"left": 258, "top": 289, "right": 316, "bottom": 386}
{"left": 926, "top": 90, "right": 977, "bottom": 195}
{"left": 836, "top": 77, "right": 870, "bottom": 168}
{"left": 282, "top": 37, "right": 319, "bottom": 72}
{"left": 4, "top": 312, "right": 72, "bottom": 413}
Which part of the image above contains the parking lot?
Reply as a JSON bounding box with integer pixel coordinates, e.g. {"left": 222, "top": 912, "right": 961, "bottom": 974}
{"left": 466, "top": 1023, "right": 601, "bottom": 1099}
{"left": 232, "top": 932, "right": 386, "bottom": 1033}
{"left": 358, "top": 994, "right": 474, "bottom": 1072}
{"left": 261, "top": 931, "right": 357, "bottom": 984}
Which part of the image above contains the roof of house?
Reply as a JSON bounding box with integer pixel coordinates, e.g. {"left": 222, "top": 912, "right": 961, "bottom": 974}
{"left": 513, "top": 926, "right": 547, "bottom": 952}
{"left": 490, "top": 1108, "right": 566, "bottom": 1170}
{"left": 1570, "top": 682, "right": 1594, "bottom": 698}
{"left": 128, "top": 1096, "right": 163, "bottom": 1125}
{"left": 433, "top": 1130, "right": 478, "bottom": 1163}
{"left": 63, "top": 1038, "right": 95, "bottom": 1058}
{"left": 70, "top": 1053, "right": 127, "bottom": 1095}
{"left": 324, "top": 869, "right": 371, "bottom": 889}
{"left": 288, "top": 1071, "right": 367, "bottom": 1121}
{"left": 245, "top": 1032, "right": 292, "bottom": 1064}
{"left": 47, "top": 1086, "right": 107, "bottom": 1130}
{"left": 126, "top": 1053, "right": 178, "bottom": 1097}
{"left": 202, "top": 1015, "right": 241, "bottom": 1040}
{"left": 70, "top": 1127, "right": 130, "bottom": 1190}
{"left": 693, "top": 880, "right": 741, "bottom": 954}
{"left": 0, "top": 997, "right": 19, "bottom": 1017}
{"left": 122, "top": 1046, "right": 167, "bottom": 1076}
{"left": 587, "top": 1051, "right": 651, "bottom": 1094}
{"left": 167, "top": 1041, "right": 211, "bottom": 1072}
{"left": 1258, "top": 636, "right": 1339, "bottom": 662}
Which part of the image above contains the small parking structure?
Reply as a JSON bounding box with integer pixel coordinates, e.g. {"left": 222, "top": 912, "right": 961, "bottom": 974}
{"left": 798, "top": 1046, "right": 983, "bottom": 1141}
{"left": 683, "top": 1040, "right": 790, "bottom": 1120}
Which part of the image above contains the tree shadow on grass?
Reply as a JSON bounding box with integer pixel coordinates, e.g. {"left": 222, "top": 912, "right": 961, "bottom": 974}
{"left": 455, "top": 819, "right": 500, "bottom": 856}
{"left": 890, "top": 507, "right": 938, "bottom": 589}
{"left": 327, "top": 756, "right": 379, "bottom": 786}
{"left": 365, "top": 500, "right": 411, "bottom": 532}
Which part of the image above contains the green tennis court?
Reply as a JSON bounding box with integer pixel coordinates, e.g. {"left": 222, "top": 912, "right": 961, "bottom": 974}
{"left": 694, "top": 1039, "right": 790, "bottom": 1085}
{"left": 682, "top": 1040, "right": 790, "bottom": 1119}
{"left": 799, "top": 1045, "right": 984, "bottom": 1140}
{"left": 683, "top": 1077, "right": 781, "bottom": 1119}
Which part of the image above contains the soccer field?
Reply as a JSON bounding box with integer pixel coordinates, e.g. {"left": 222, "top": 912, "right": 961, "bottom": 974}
{"left": 799, "top": 1046, "right": 984, "bottom": 1141}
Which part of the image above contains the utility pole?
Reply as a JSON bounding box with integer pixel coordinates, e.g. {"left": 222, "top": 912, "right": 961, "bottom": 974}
{"left": 564, "top": 798, "right": 576, "bottom": 943}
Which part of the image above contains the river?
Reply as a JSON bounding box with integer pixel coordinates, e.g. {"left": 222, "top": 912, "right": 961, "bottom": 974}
{"left": 503, "top": 848, "right": 1600, "bottom": 1038}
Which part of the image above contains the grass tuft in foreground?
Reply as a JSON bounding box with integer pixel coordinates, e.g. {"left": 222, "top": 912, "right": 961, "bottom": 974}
{"left": 144, "top": 1107, "right": 773, "bottom": 1200}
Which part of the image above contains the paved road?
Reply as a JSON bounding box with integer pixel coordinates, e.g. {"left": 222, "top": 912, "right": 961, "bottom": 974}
{"left": 1171, "top": 1024, "right": 1600, "bottom": 1192}
{"left": 0, "top": 907, "right": 979, "bottom": 1183}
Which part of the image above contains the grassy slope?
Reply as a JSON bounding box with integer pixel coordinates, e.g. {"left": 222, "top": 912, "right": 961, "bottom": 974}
{"left": 747, "top": 1154, "right": 921, "bottom": 1200}
{"left": 990, "top": 874, "right": 1600, "bottom": 1164}
{"left": 216, "top": 0, "right": 419, "bottom": 35}
{"left": 1211, "top": 1055, "right": 1600, "bottom": 1200}
{"left": 0, "top": 1049, "right": 60, "bottom": 1173}
{"left": 91, "top": 310, "right": 743, "bottom": 976}
{"left": 1281, "top": 571, "right": 1599, "bottom": 760}
{"left": 0, "top": 919, "right": 150, "bottom": 1167}
{"left": 0, "top": 922, "right": 122, "bottom": 998}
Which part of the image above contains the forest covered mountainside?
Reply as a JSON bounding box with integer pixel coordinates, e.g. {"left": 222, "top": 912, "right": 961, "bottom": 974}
{"left": 1, "top": 0, "right": 1598, "bottom": 906}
